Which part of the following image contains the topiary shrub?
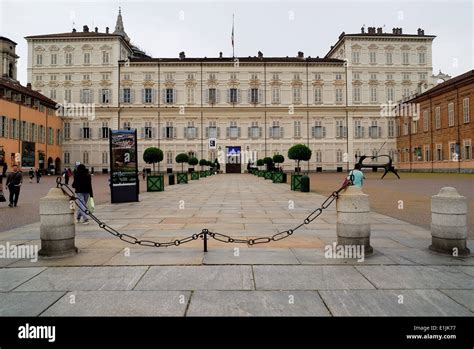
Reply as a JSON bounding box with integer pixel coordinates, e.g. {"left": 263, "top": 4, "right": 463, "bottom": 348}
{"left": 288, "top": 144, "right": 312, "bottom": 172}
{"left": 175, "top": 153, "right": 189, "bottom": 173}
{"left": 143, "top": 147, "right": 163, "bottom": 173}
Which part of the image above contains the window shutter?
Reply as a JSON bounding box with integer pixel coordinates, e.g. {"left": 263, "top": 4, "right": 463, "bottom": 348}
{"left": 311, "top": 126, "right": 315, "bottom": 138}
{"left": 216, "top": 89, "right": 221, "bottom": 103}
{"left": 173, "top": 89, "right": 177, "bottom": 104}
{"left": 195, "top": 127, "right": 198, "bottom": 138}
{"left": 173, "top": 127, "right": 177, "bottom": 138}
{"left": 226, "top": 89, "right": 230, "bottom": 103}
{"left": 378, "top": 126, "right": 382, "bottom": 138}
{"left": 323, "top": 127, "right": 326, "bottom": 138}
{"left": 152, "top": 127, "right": 156, "bottom": 139}
{"left": 119, "top": 89, "right": 124, "bottom": 103}
{"left": 217, "top": 127, "right": 220, "bottom": 138}
{"left": 269, "top": 127, "right": 273, "bottom": 138}
{"left": 162, "top": 89, "right": 166, "bottom": 104}
{"left": 184, "top": 127, "right": 187, "bottom": 138}
{"left": 280, "top": 127, "right": 284, "bottom": 138}
{"left": 98, "top": 128, "right": 102, "bottom": 139}
{"left": 238, "top": 127, "right": 241, "bottom": 137}
{"left": 205, "top": 127, "right": 209, "bottom": 138}
{"left": 130, "top": 89, "right": 135, "bottom": 103}
{"left": 259, "top": 126, "right": 262, "bottom": 137}
{"left": 205, "top": 89, "right": 209, "bottom": 104}
{"left": 141, "top": 89, "right": 145, "bottom": 103}
{"left": 226, "top": 127, "right": 229, "bottom": 138}
{"left": 152, "top": 89, "right": 156, "bottom": 104}
{"left": 258, "top": 89, "right": 263, "bottom": 104}
{"left": 362, "top": 127, "right": 365, "bottom": 138}
{"left": 162, "top": 127, "right": 166, "bottom": 138}
{"left": 248, "top": 127, "right": 251, "bottom": 138}
{"left": 140, "top": 127, "right": 145, "bottom": 139}
{"left": 79, "top": 90, "right": 84, "bottom": 103}
{"left": 247, "top": 89, "right": 251, "bottom": 103}
{"left": 237, "top": 89, "right": 241, "bottom": 103}
{"left": 344, "top": 126, "right": 348, "bottom": 138}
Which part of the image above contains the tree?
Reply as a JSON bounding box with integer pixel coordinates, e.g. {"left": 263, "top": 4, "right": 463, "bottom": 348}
{"left": 199, "top": 159, "right": 207, "bottom": 170}
{"left": 273, "top": 154, "right": 285, "bottom": 171}
{"left": 263, "top": 157, "right": 273, "bottom": 171}
{"left": 143, "top": 147, "right": 163, "bottom": 173}
{"left": 175, "top": 153, "right": 189, "bottom": 173}
{"left": 188, "top": 157, "right": 198, "bottom": 170}
{"left": 288, "top": 144, "right": 312, "bottom": 171}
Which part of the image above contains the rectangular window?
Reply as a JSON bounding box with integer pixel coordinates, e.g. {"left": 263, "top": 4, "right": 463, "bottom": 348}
{"left": 229, "top": 88, "right": 238, "bottom": 103}
{"left": 370, "top": 87, "right": 377, "bottom": 103}
{"left": 48, "top": 127, "right": 54, "bottom": 145}
{"left": 312, "top": 121, "right": 325, "bottom": 139}
{"left": 166, "top": 151, "right": 173, "bottom": 165}
{"left": 353, "top": 87, "right": 361, "bottom": 103}
{"left": 335, "top": 73, "right": 342, "bottom": 81}
{"left": 335, "top": 88, "right": 343, "bottom": 103}
{"left": 82, "top": 123, "right": 90, "bottom": 139}
{"left": 144, "top": 121, "right": 153, "bottom": 139}
{"left": 50, "top": 90, "right": 56, "bottom": 100}
{"left": 64, "top": 122, "right": 70, "bottom": 140}
{"left": 51, "top": 54, "right": 57, "bottom": 65}
{"left": 102, "top": 51, "right": 109, "bottom": 64}
{"left": 102, "top": 151, "right": 108, "bottom": 164}
{"left": 388, "top": 119, "right": 395, "bottom": 138}
{"left": 352, "top": 51, "right": 360, "bottom": 63}
{"left": 64, "top": 89, "right": 72, "bottom": 103}
{"left": 292, "top": 87, "right": 301, "bottom": 103}
{"left": 369, "top": 121, "right": 380, "bottom": 138}
{"left": 0, "top": 116, "right": 8, "bottom": 138}
{"left": 165, "top": 88, "right": 174, "bottom": 104}
{"left": 56, "top": 129, "right": 61, "bottom": 145}
{"left": 336, "top": 120, "right": 347, "bottom": 138}
{"left": 448, "top": 102, "right": 455, "bottom": 127}
{"left": 208, "top": 88, "right": 217, "bottom": 104}
{"left": 65, "top": 53, "right": 72, "bottom": 65}
{"left": 272, "top": 87, "right": 280, "bottom": 104}
{"left": 101, "top": 122, "right": 109, "bottom": 139}
{"left": 250, "top": 88, "right": 259, "bottom": 103}
{"left": 436, "top": 144, "right": 443, "bottom": 161}
{"left": 386, "top": 52, "right": 392, "bottom": 64}
{"left": 143, "top": 88, "right": 153, "bottom": 104}
{"left": 84, "top": 52, "right": 90, "bottom": 64}
{"left": 463, "top": 97, "right": 470, "bottom": 123}
{"left": 423, "top": 110, "right": 429, "bottom": 131}
{"left": 369, "top": 51, "right": 377, "bottom": 64}
{"left": 463, "top": 139, "right": 472, "bottom": 160}
{"left": 101, "top": 89, "right": 111, "bottom": 104}
{"left": 418, "top": 51, "right": 426, "bottom": 64}
{"left": 187, "top": 87, "right": 195, "bottom": 104}
{"left": 435, "top": 106, "right": 441, "bottom": 129}
{"left": 294, "top": 120, "right": 301, "bottom": 138}
{"left": 386, "top": 87, "right": 394, "bottom": 102}
{"left": 123, "top": 88, "right": 131, "bottom": 104}
{"left": 402, "top": 51, "right": 409, "bottom": 64}
{"left": 165, "top": 122, "right": 174, "bottom": 139}
{"left": 36, "top": 54, "right": 43, "bottom": 65}
{"left": 314, "top": 87, "right": 322, "bottom": 103}
{"left": 123, "top": 121, "right": 131, "bottom": 131}
{"left": 80, "top": 89, "right": 92, "bottom": 103}
{"left": 64, "top": 152, "right": 70, "bottom": 165}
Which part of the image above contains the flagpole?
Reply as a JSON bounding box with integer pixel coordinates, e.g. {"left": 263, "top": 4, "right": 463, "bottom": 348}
{"left": 232, "top": 14, "right": 235, "bottom": 58}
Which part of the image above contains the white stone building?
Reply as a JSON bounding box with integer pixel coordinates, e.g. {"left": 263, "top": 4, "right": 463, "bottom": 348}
{"left": 25, "top": 11, "right": 436, "bottom": 173}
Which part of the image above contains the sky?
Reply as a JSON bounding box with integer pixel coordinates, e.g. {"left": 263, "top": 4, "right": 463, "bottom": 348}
{"left": 0, "top": 0, "right": 472, "bottom": 85}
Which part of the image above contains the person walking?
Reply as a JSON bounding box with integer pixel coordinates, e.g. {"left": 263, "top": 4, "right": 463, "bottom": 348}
{"left": 6, "top": 165, "right": 23, "bottom": 207}
{"left": 72, "top": 164, "right": 94, "bottom": 224}
{"left": 62, "top": 168, "right": 71, "bottom": 185}
{"left": 28, "top": 169, "right": 34, "bottom": 183}
{"left": 347, "top": 163, "right": 365, "bottom": 188}
{"left": 35, "top": 168, "right": 41, "bottom": 183}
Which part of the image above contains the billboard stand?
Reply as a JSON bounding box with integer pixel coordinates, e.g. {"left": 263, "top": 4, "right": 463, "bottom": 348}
{"left": 109, "top": 129, "right": 139, "bottom": 203}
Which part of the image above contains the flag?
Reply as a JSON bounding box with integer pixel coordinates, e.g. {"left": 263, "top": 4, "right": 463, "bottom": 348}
{"left": 231, "top": 14, "right": 235, "bottom": 57}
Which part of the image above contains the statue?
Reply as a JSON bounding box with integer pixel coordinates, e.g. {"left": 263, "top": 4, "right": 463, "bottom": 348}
{"left": 355, "top": 154, "right": 400, "bottom": 179}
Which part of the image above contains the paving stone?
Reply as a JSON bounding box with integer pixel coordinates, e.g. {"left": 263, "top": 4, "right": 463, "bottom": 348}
{"left": 105, "top": 249, "right": 204, "bottom": 265}
{"left": 134, "top": 266, "right": 254, "bottom": 290}
{"left": 203, "top": 248, "right": 300, "bottom": 265}
{"left": 319, "top": 290, "right": 473, "bottom": 316}
{"left": 253, "top": 265, "right": 375, "bottom": 290}
{"left": 187, "top": 291, "right": 331, "bottom": 316}
{"left": 356, "top": 265, "right": 474, "bottom": 289}
{"left": 16, "top": 266, "right": 148, "bottom": 291}
{"left": 9, "top": 249, "right": 121, "bottom": 267}
{"left": 439, "top": 290, "right": 474, "bottom": 312}
{"left": 41, "top": 291, "right": 190, "bottom": 316}
{"left": 0, "top": 267, "right": 46, "bottom": 291}
{"left": 291, "top": 248, "right": 400, "bottom": 265}
{"left": 0, "top": 291, "right": 65, "bottom": 316}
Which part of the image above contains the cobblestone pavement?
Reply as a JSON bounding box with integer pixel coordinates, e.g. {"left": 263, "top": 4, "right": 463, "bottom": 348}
{"left": 0, "top": 174, "right": 472, "bottom": 316}
{"left": 305, "top": 172, "right": 474, "bottom": 238}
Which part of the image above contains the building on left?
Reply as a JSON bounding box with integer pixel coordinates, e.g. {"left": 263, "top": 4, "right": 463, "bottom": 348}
{"left": 0, "top": 36, "right": 63, "bottom": 174}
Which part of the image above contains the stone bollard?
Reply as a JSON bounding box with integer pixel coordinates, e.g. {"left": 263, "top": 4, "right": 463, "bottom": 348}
{"left": 336, "top": 186, "right": 373, "bottom": 255}
{"left": 430, "top": 187, "right": 470, "bottom": 256}
{"left": 39, "top": 187, "right": 77, "bottom": 258}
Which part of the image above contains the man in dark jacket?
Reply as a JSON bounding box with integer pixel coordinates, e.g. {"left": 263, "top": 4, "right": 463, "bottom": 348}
{"left": 6, "top": 165, "right": 23, "bottom": 207}
{"left": 72, "top": 164, "right": 94, "bottom": 224}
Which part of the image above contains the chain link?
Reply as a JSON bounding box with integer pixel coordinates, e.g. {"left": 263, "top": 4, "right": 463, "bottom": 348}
{"left": 56, "top": 176, "right": 350, "bottom": 248}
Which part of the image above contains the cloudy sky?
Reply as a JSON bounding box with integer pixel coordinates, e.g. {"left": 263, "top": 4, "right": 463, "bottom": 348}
{"left": 0, "top": 0, "right": 472, "bottom": 85}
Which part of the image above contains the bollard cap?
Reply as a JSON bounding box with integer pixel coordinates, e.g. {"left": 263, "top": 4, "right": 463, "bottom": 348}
{"left": 432, "top": 187, "right": 467, "bottom": 215}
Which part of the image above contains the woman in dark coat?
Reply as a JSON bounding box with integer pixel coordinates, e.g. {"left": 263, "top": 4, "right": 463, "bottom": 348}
{"left": 72, "top": 164, "right": 94, "bottom": 224}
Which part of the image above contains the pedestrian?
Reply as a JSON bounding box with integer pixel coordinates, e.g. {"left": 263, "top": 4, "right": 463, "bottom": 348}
{"left": 0, "top": 158, "right": 7, "bottom": 203}
{"left": 347, "top": 163, "right": 365, "bottom": 188}
{"left": 6, "top": 164, "right": 23, "bottom": 207}
{"left": 72, "top": 164, "right": 94, "bottom": 224}
{"left": 142, "top": 168, "right": 146, "bottom": 180}
{"left": 62, "top": 168, "right": 70, "bottom": 185}
{"left": 28, "top": 169, "right": 34, "bottom": 183}
{"left": 35, "top": 168, "right": 41, "bottom": 183}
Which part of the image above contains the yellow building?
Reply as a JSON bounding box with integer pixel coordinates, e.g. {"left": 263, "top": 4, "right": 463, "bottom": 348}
{"left": 0, "top": 37, "right": 62, "bottom": 173}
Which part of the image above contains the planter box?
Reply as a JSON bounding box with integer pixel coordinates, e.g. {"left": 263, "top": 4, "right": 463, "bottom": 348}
{"left": 191, "top": 172, "right": 200, "bottom": 180}
{"left": 264, "top": 171, "right": 273, "bottom": 180}
{"left": 272, "top": 172, "right": 284, "bottom": 183}
{"left": 205, "top": 170, "right": 211, "bottom": 176}
{"left": 200, "top": 171, "right": 207, "bottom": 177}
{"left": 258, "top": 170, "right": 265, "bottom": 177}
{"left": 147, "top": 174, "right": 164, "bottom": 192}
{"left": 291, "top": 173, "right": 303, "bottom": 191}
{"left": 177, "top": 173, "right": 188, "bottom": 184}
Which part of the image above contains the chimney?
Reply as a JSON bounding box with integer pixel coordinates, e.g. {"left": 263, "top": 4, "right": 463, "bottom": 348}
{"left": 377, "top": 27, "right": 382, "bottom": 34}
{"left": 219, "top": 52, "right": 223, "bottom": 58}
{"left": 368, "top": 27, "right": 376, "bottom": 34}
{"left": 339, "top": 31, "right": 345, "bottom": 40}
{"left": 417, "top": 28, "right": 424, "bottom": 35}
{"left": 72, "top": 28, "right": 76, "bottom": 33}
{"left": 26, "top": 83, "right": 32, "bottom": 89}
{"left": 106, "top": 27, "right": 109, "bottom": 34}
{"left": 297, "top": 51, "right": 304, "bottom": 59}
{"left": 361, "top": 27, "right": 365, "bottom": 34}
{"left": 95, "top": 27, "right": 98, "bottom": 33}
{"left": 83, "top": 25, "right": 89, "bottom": 32}
{"left": 258, "top": 51, "right": 263, "bottom": 59}
{"left": 179, "top": 51, "right": 185, "bottom": 60}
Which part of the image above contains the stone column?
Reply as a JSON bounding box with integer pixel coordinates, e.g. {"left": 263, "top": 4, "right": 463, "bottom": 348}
{"left": 39, "top": 188, "right": 77, "bottom": 258}
{"left": 336, "top": 186, "right": 373, "bottom": 255}
{"left": 430, "top": 187, "right": 470, "bottom": 256}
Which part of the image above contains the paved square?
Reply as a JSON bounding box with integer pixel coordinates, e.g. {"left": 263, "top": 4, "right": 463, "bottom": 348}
{"left": 0, "top": 174, "right": 473, "bottom": 316}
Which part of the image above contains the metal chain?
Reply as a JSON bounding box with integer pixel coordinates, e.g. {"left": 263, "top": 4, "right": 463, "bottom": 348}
{"left": 56, "top": 177, "right": 205, "bottom": 248}
{"left": 56, "top": 176, "right": 350, "bottom": 248}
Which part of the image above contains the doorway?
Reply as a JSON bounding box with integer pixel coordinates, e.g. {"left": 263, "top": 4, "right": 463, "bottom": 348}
{"left": 225, "top": 146, "right": 241, "bottom": 173}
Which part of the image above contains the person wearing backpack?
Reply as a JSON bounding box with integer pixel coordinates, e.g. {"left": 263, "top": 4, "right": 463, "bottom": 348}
{"left": 347, "top": 163, "right": 365, "bottom": 188}
{"left": 72, "top": 164, "right": 94, "bottom": 224}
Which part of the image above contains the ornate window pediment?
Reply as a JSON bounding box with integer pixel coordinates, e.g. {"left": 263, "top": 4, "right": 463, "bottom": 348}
{"left": 401, "top": 45, "right": 411, "bottom": 50}
{"left": 416, "top": 46, "right": 427, "bottom": 51}
{"left": 49, "top": 45, "right": 59, "bottom": 51}
{"left": 351, "top": 44, "right": 362, "bottom": 50}
{"left": 100, "top": 44, "right": 112, "bottom": 51}
{"left": 34, "top": 46, "right": 45, "bottom": 52}
{"left": 63, "top": 45, "right": 75, "bottom": 52}
{"left": 384, "top": 45, "right": 395, "bottom": 51}
{"left": 368, "top": 44, "right": 378, "bottom": 50}
{"left": 82, "top": 44, "right": 94, "bottom": 51}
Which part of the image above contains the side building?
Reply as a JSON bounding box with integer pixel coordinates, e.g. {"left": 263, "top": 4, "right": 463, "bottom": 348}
{"left": 0, "top": 36, "right": 62, "bottom": 173}
{"left": 396, "top": 70, "right": 473, "bottom": 172}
